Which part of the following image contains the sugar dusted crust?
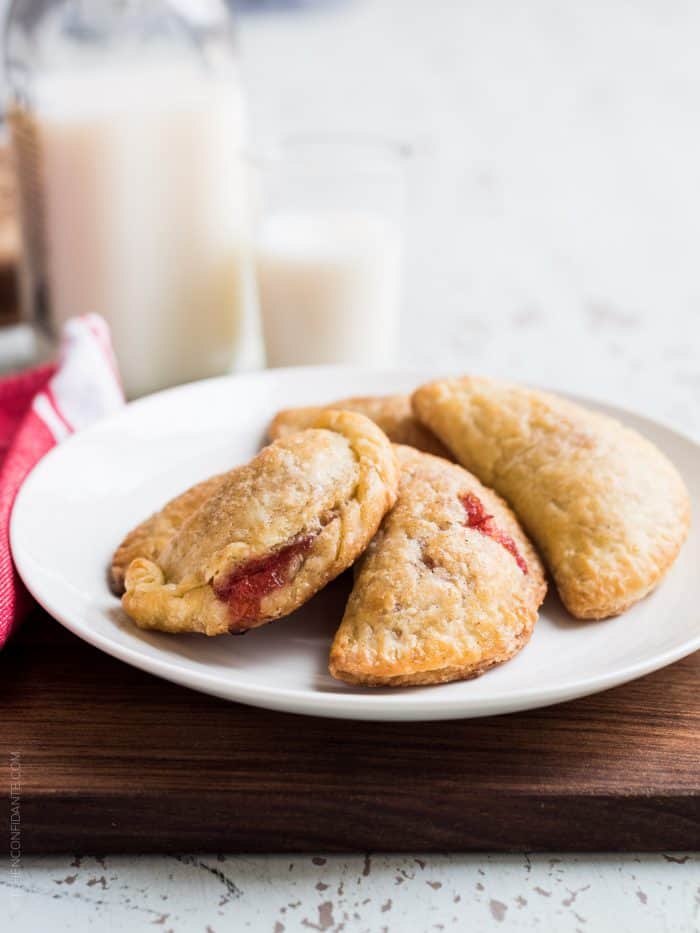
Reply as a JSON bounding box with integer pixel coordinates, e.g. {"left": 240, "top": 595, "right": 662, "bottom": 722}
{"left": 329, "top": 446, "right": 546, "bottom": 686}
{"left": 332, "top": 629, "right": 533, "bottom": 687}
{"left": 412, "top": 376, "right": 691, "bottom": 620}
{"left": 110, "top": 473, "right": 227, "bottom": 595}
{"left": 121, "top": 410, "right": 399, "bottom": 636}
{"left": 268, "top": 394, "right": 451, "bottom": 458}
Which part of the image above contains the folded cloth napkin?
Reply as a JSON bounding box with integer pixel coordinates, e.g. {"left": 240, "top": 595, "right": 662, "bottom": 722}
{"left": 0, "top": 314, "right": 124, "bottom": 647}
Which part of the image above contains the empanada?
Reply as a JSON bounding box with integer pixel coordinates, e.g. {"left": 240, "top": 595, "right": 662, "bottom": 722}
{"left": 111, "top": 473, "right": 226, "bottom": 595}
{"left": 121, "top": 410, "right": 399, "bottom": 635}
{"left": 412, "top": 376, "right": 691, "bottom": 619}
{"left": 329, "top": 446, "right": 546, "bottom": 686}
{"left": 268, "top": 393, "right": 450, "bottom": 458}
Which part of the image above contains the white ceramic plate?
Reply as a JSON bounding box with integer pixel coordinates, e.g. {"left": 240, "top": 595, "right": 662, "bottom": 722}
{"left": 11, "top": 366, "right": 700, "bottom": 721}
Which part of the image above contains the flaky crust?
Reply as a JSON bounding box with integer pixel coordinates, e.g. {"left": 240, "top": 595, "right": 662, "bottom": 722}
{"left": 412, "top": 376, "right": 691, "bottom": 619}
{"left": 329, "top": 446, "right": 546, "bottom": 686}
{"left": 110, "top": 473, "right": 226, "bottom": 595}
{"left": 121, "top": 411, "right": 399, "bottom": 636}
{"left": 268, "top": 394, "right": 451, "bottom": 458}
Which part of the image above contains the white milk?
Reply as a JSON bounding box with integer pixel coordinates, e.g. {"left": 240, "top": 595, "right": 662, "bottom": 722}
{"left": 255, "top": 211, "right": 401, "bottom": 368}
{"left": 10, "top": 62, "right": 256, "bottom": 398}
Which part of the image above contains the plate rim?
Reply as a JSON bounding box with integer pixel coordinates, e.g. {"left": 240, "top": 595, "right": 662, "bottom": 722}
{"left": 11, "top": 365, "right": 700, "bottom": 721}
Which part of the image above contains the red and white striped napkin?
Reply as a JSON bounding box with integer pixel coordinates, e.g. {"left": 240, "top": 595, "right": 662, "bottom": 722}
{"left": 0, "top": 314, "right": 124, "bottom": 647}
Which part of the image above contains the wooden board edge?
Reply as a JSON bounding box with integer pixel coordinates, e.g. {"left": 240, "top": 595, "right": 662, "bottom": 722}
{"left": 8, "top": 791, "right": 700, "bottom": 854}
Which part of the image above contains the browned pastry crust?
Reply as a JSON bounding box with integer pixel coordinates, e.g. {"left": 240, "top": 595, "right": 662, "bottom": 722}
{"left": 412, "top": 376, "right": 691, "bottom": 620}
{"left": 329, "top": 446, "right": 547, "bottom": 686}
{"left": 121, "top": 411, "right": 399, "bottom": 636}
{"left": 268, "top": 394, "right": 451, "bottom": 458}
{"left": 110, "top": 473, "right": 226, "bottom": 595}
{"left": 112, "top": 395, "right": 431, "bottom": 598}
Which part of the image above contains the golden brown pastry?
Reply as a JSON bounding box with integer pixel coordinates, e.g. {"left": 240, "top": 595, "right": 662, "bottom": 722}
{"left": 111, "top": 473, "right": 226, "bottom": 595}
{"left": 412, "top": 376, "right": 691, "bottom": 619}
{"left": 112, "top": 394, "right": 434, "bottom": 598}
{"left": 121, "top": 410, "right": 399, "bottom": 636}
{"left": 329, "top": 446, "right": 546, "bottom": 686}
{"left": 268, "top": 393, "right": 450, "bottom": 458}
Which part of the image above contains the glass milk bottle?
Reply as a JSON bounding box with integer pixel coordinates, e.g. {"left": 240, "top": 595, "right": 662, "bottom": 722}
{"left": 4, "top": 0, "right": 259, "bottom": 397}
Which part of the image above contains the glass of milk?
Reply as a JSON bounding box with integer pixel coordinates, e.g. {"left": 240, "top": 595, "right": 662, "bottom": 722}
{"left": 254, "top": 135, "right": 408, "bottom": 369}
{"left": 4, "top": 0, "right": 260, "bottom": 398}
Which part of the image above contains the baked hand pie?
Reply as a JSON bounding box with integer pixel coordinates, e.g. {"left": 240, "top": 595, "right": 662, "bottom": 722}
{"left": 412, "top": 376, "right": 691, "bottom": 619}
{"left": 121, "top": 410, "right": 399, "bottom": 636}
{"left": 111, "top": 473, "right": 226, "bottom": 595}
{"left": 329, "top": 446, "right": 546, "bottom": 686}
{"left": 268, "top": 394, "right": 450, "bottom": 458}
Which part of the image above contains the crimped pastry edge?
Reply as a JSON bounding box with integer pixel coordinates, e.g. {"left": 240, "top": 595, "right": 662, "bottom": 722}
{"left": 411, "top": 375, "right": 692, "bottom": 620}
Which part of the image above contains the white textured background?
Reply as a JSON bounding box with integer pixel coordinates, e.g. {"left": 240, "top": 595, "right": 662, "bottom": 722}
{"left": 6, "top": 1, "right": 700, "bottom": 930}
{"left": 242, "top": 0, "right": 700, "bottom": 436}
{"left": 6, "top": 853, "right": 700, "bottom": 931}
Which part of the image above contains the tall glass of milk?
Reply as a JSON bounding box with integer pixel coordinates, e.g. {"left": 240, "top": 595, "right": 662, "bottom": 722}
{"left": 255, "top": 136, "right": 408, "bottom": 368}
{"left": 4, "top": 0, "right": 259, "bottom": 398}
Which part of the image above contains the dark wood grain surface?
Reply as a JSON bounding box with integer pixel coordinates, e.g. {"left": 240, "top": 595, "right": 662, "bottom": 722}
{"left": 1, "top": 611, "right": 698, "bottom": 853}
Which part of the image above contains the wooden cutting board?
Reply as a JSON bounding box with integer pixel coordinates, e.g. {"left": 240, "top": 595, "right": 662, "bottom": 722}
{"left": 1, "top": 611, "right": 698, "bottom": 853}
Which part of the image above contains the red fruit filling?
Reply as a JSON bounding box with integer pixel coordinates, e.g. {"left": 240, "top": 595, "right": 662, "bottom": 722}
{"left": 214, "top": 533, "right": 316, "bottom": 632}
{"left": 460, "top": 492, "right": 528, "bottom": 574}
